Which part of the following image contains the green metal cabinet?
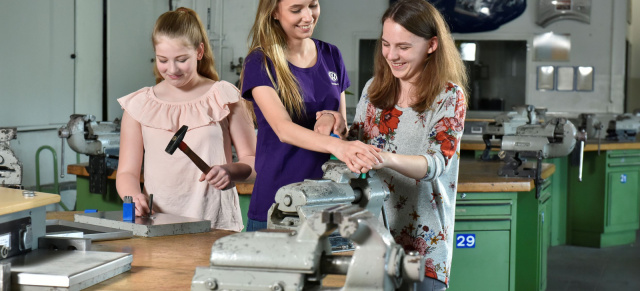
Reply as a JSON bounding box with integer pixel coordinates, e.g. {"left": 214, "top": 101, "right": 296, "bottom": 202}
{"left": 515, "top": 178, "right": 552, "bottom": 291}
{"left": 449, "top": 192, "right": 518, "bottom": 291}
{"left": 548, "top": 157, "right": 569, "bottom": 246}
{"left": 75, "top": 176, "right": 124, "bottom": 211}
{"left": 567, "top": 149, "right": 640, "bottom": 247}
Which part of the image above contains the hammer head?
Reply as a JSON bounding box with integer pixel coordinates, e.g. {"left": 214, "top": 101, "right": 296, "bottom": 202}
{"left": 165, "top": 125, "right": 188, "bottom": 154}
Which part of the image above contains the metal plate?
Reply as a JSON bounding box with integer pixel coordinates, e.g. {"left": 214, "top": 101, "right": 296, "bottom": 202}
{"left": 74, "top": 211, "right": 210, "bottom": 237}
{"left": 6, "top": 249, "right": 132, "bottom": 290}
{"left": 46, "top": 219, "right": 132, "bottom": 241}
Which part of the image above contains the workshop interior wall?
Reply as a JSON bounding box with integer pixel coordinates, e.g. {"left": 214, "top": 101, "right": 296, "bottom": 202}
{"left": 315, "top": 0, "right": 628, "bottom": 114}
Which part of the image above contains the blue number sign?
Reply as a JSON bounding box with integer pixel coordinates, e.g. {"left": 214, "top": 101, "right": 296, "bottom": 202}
{"left": 456, "top": 234, "right": 476, "bottom": 248}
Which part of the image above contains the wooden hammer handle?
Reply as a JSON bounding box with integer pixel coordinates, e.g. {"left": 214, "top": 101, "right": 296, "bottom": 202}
{"left": 178, "top": 142, "right": 211, "bottom": 174}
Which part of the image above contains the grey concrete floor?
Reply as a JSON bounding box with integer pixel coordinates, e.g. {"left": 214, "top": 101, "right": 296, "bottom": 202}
{"left": 547, "top": 231, "right": 640, "bottom": 291}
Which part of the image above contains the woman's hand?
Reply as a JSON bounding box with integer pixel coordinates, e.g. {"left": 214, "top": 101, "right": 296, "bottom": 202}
{"left": 316, "top": 110, "right": 347, "bottom": 139}
{"left": 314, "top": 113, "right": 335, "bottom": 136}
{"left": 331, "top": 140, "right": 383, "bottom": 173}
{"left": 199, "top": 165, "right": 232, "bottom": 190}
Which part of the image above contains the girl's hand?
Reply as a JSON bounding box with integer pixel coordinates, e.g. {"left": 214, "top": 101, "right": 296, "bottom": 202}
{"left": 314, "top": 113, "right": 335, "bottom": 136}
{"left": 332, "top": 140, "right": 383, "bottom": 173}
{"left": 199, "top": 165, "right": 231, "bottom": 190}
{"left": 131, "top": 193, "right": 150, "bottom": 216}
{"left": 316, "top": 110, "right": 347, "bottom": 139}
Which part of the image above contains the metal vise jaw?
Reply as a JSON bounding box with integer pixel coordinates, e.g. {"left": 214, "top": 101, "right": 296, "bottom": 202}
{"left": 58, "top": 114, "right": 121, "bottom": 194}
{"left": 0, "top": 127, "right": 22, "bottom": 188}
{"left": 606, "top": 113, "right": 640, "bottom": 142}
{"left": 192, "top": 204, "right": 425, "bottom": 291}
{"left": 267, "top": 159, "right": 390, "bottom": 231}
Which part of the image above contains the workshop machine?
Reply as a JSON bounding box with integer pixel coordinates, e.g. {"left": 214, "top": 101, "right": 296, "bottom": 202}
{"left": 0, "top": 127, "right": 22, "bottom": 188}
{"left": 0, "top": 187, "right": 132, "bottom": 290}
{"left": 192, "top": 204, "right": 425, "bottom": 291}
{"left": 606, "top": 111, "right": 640, "bottom": 142}
{"left": 267, "top": 160, "right": 390, "bottom": 252}
{"left": 58, "top": 114, "right": 120, "bottom": 194}
{"left": 482, "top": 105, "right": 578, "bottom": 197}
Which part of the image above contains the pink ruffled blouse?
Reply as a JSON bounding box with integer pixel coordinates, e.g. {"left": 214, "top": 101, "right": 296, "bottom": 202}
{"left": 118, "top": 81, "right": 243, "bottom": 231}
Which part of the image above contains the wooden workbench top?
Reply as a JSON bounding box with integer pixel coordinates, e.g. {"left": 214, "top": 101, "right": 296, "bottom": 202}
{"left": 460, "top": 140, "right": 640, "bottom": 152}
{"left": 67, "top": 163, "right": 254, "bottom": 195}
{"left": 69, "top": 158, "right": 553, "bottom": 196}
{"left": 46, "top": 211, "right": 344, "bottom": 290}
{"left": 457, "top": 158, "right": 554, "bottom": 193}
{"left": 0, "top": 188, "right": 60, "bottom": 216}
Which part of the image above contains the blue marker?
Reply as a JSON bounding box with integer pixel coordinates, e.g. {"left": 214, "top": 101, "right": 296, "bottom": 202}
{"left": 122, "top": 196, "right": 135, "bottom": 221}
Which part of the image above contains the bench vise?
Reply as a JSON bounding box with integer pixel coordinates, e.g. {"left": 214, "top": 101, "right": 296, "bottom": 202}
{"left": 0, "top": 128, "right": 22, "bottom": 188}
{"left": 58, "top": 114, "right": 120, "bottom": 194}
{"left": 482, "top": 105, "right": 578, "bottom": 197}
{"left": 192, "top": 204, "right": 425, "bottom": 291}
{"left": 606, "top": 112, "right": 640, "bottom": 142}
{"left": 267, "top": 160, "right": 390, "bottom": 251}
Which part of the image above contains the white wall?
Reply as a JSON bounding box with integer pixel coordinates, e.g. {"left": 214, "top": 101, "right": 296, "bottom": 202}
{"left": 316, "top": 0, "right": 628, "bottom": 114}
{"left": 314, "top": 0, "right": 388, "bottom": 108}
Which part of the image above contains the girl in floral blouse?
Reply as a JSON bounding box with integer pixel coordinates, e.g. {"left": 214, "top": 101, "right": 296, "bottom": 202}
{"left": 321, "top": 0, "right": 467, "bottom": 289}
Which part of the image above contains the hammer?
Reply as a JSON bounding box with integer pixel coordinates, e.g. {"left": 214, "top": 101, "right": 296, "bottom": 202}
{"left": 165, "top": 125, "right": 211, "bottom": 173}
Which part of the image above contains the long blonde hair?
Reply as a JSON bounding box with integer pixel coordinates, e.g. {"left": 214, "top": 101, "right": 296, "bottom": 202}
{"left": 152, "top": 7, "right": 219, "bottom": 84}
{"left": 241, "top": 0, "right": 305, "bottom": 119}
{"left": 368, "top": 0, "right": 467, "bottom": 112}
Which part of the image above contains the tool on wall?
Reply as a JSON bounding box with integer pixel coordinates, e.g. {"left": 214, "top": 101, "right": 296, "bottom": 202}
{"left": 192, "top": 204, "right": 425, "bottom": 291}
{"left": 58, "top": 114, "right": 120, "bottom": 195}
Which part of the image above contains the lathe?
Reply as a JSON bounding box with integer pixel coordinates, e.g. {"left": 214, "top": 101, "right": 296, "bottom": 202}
{"left": 58, "top": 114, "right": 120, "bottom": 194}
{"left": 192, "top": 204, "right": 425, "bottom": 291}
{"left": 267, "top": 160, "right": 390, "bottom": 251}
{"left": 0, "top": 127, "right": 22, "bottom": 188}
{"left": 482, "top": 105, "right": 578, "bottom": 197}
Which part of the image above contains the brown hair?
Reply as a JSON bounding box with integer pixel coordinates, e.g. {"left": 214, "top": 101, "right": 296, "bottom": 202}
{"left": 368, "top": 0, "right": 467, "bottom": 112}
{"left": 152, "top": 7, "right": 219, "bottom": 84}
{"left": 240, "top": 0, "right": 306, "bottom": 119}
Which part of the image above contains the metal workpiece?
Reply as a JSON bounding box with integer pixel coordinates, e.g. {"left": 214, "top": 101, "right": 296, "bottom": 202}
{"left": 74, "top": 211, "right": 210, "bottom": 237}
{"left": 268, "top": 160, "right": 390, "bottom": 232}
{"left": 192, "top": 205, "right": 424, "bottom": 291}
{"left": 0, "top": 127, "right": 22, "bottom": 187}
{"left": 5, "top": 249, "right": 132, "bottom": 290}
{"left": 45, "top": 219, "right": 133, "bottom": 241}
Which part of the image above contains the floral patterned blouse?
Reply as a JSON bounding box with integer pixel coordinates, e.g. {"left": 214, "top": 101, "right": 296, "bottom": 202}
{"left": 348, "top": 79, "right": 466, "bottom": 286}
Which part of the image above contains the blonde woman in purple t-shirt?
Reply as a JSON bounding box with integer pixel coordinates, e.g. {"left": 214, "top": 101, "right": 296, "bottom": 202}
{"left": 240, "top": 0, "right": 383, "bottom": 231}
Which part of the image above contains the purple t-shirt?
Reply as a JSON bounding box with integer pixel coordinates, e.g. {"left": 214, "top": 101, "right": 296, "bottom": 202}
{"left": 241, "top": 39, "right": 350, "bottom": 221}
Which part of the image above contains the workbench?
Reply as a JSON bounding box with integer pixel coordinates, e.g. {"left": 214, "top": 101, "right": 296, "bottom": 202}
{"left": 460, "top": 141, "right": 570, "bottom": 247}
{"left": 65, "top": 159, "right": 554, "bottom": 291}
{"left": 44, "top": 211, "right": 346, "bottom": 290}
{"left": 566, "top": 141, "right": 640, "bottom": 247}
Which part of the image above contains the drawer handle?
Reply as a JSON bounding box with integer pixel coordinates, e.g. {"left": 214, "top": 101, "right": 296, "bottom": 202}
{"left": 456, "top": 203, "right": 512, "bottom": 207}
{"left": 608, "top": 162, "right": 640, "bottom": 167}
{"left": 608, "top": 154, "right": 640, "bottom": 158}
{"left": 455, "top": 218, "right": 511, "bottom": 222}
